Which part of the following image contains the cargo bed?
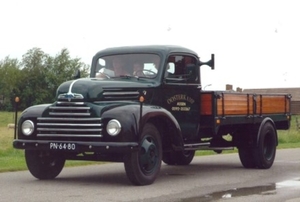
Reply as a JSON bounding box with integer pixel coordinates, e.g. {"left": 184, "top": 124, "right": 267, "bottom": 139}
{"left": 199, "top": 91, "right": 291, "bottom": 136}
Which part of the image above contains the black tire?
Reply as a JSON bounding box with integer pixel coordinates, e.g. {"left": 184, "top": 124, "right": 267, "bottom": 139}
{"left": 238, "top": 147, "right": 256, "bottom": 168}
{"left": 163, "top": 151, "right": 195, "bottom": 165}
{"left": 253, "top": 122, "right": 277, "bottom": 169}
{"left": 124, "top": 123, "right": 162, "bottom": 186}
{"left": 25, "top": 150, "right": 65, "bottom": 180}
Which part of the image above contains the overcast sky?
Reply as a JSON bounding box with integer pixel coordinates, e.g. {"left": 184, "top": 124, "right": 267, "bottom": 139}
{"left": 1, "top": 0, "right": 299, "bottom": 90}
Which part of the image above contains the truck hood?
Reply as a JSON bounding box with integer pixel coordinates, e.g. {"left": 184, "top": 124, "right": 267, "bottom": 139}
{"left": 56, "top": 78, "right": 157, "bottom": 102}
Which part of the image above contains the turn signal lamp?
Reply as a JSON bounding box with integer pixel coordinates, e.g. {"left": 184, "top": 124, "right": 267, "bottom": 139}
{"left": 139, "top": 96, "right": 145, "bottom": 103}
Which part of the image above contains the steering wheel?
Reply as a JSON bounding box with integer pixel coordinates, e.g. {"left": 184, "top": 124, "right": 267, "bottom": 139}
{"left": 97, "top": 68, "right": 112, "bottom": 78}
{"left": 134, "top": 69, "right": 157, "bottom": 77}
{"left": 96, "top": 72, "right": 110, "bottom": 79}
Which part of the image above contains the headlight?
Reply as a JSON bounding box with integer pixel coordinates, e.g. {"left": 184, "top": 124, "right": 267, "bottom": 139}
{"left": 22, "top": 120, "right": 34, "bottom": 136}
{"left": 106, "top": 119, "right": 121, "bottom": 136}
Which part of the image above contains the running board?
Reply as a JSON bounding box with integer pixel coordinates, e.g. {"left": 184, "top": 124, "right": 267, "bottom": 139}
{"left": 184, "top": 142, "right": 234, "bottom": 151}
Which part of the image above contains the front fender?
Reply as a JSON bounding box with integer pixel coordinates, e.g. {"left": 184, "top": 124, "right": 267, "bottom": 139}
{"left": 17, "top": 104, "right": 52, "bottom": 139}
{"left": 141, "top": 105, "right": 184, "bottom": 150}
{"left": 100, "top": 104, "right": 184, "bottom": 149}
{"left": 21, "top": 104, "right": 52, "bottom": 119}
{"left": 100, "top": 104, "right": 140, "bottom": 142}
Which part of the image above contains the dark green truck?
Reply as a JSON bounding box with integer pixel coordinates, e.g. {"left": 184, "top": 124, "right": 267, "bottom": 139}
{"left": 13, "top": 45, "right": 291, "bottom": 185}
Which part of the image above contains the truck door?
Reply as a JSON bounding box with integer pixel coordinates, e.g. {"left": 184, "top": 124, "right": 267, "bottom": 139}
{"left": 162, "top": 55, "right": 200, "bottom": 141}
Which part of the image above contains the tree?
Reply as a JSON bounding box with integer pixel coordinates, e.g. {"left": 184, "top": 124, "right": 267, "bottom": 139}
{"left": 0, "top": 48, "right": 90, "bottom": 111}
{"left": 0, "top": 57, "right": 21, "bottom": 110}
{"left": 18, "top": 48, "right": 51, "bottom": 108}
{"left": 46, "top": 48, "right": 89, "bottom": 99}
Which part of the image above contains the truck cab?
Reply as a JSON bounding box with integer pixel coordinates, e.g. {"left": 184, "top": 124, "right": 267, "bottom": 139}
{"left": 90, "top": 46, "right": 212, "bottom": 142}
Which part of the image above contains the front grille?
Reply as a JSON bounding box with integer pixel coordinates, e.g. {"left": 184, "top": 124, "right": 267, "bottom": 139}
{"left": 37, "top": 101, "right": 102, "bottom": 138}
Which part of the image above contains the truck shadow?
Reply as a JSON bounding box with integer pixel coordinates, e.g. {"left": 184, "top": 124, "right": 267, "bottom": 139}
{"left": 48, "top": 159, "right": 248, "bottom": 186}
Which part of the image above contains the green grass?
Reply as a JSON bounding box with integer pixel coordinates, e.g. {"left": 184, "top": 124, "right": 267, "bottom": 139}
{"left": 0, "top": 112, "right": 299, "bottom": 173}
{"left": 0, "top": 111, "right": 19, "bottom": 127}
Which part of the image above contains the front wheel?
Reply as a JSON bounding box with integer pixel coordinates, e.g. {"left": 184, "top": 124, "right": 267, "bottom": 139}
{"left": 124, "top": 123, "right": 162, "bottom": 185}
{"left": 25, "top": 150, "right": 65, "bottom": 179}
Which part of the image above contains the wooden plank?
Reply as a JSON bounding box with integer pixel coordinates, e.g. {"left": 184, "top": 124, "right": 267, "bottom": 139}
{"left": 217, "top": 94, "right": 253, "bottom": 115}
{"left": 257, "top": 95, "right": 289, "bottom": 114}
{"left": 201, "top": 92, "right": 290, "bottom": 116}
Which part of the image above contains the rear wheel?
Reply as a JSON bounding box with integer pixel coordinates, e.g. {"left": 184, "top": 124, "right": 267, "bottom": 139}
{"left": 238, "top": 122, "right": 277, "bottom": 169}
{"left": 163, "top": 150, "right": 195, "bottom": 165}
{"left": 238, "top": 147, "right": 256, "bottom": 168}
{"left": 25, "top": 150, "right": 65, "bottom": 179}
{"left": 124, "top": 123, "right": 162, "bottom": 185}
{"left": 253, "top": 122, "right": 277, "bottom": 169}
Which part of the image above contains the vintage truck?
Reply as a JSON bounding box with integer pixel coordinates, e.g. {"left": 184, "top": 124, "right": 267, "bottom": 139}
{"left": 13, "top": 45, "right": 291, "bottom": 185}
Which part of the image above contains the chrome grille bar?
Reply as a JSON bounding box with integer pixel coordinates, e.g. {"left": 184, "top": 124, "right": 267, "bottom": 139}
{"left": 56, "top": 101, "right": 85, "bottom": 105}
{"left": 37, "top": 128, "right": 101, "bottom": 132}
{"left": 37, "top": 123, "right": 101, "bottom": 127}
{"left": 49, "top": 112, "right": 90, "bottom": 116}
{"left": 37, "top": 101, "right": 102, "bottom": 139}
{"left": 38, "top": 117, "right": 101, "bottom": 121}
{"left": 49, "top": 106, "right": 90, "bottom": 110}
{"left": 37, "top": 134, "right": 102, "bottom": 138}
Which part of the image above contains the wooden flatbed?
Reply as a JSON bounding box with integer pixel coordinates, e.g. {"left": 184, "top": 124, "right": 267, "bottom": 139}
{"left": 199, "top": 91, "right": 291, "bottom": 136}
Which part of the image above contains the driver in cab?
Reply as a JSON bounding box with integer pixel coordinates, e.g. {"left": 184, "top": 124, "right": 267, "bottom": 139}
{"left": 97, "top": 57, "right": 129, "bottom": 78}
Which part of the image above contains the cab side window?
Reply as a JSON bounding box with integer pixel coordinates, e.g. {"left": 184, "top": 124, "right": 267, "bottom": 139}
{"left": 165, "top": 55, "right": 198, "bottom": 84}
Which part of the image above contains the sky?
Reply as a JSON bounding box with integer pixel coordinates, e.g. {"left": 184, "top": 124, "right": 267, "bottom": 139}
{"left": 1, "top": 0, "right": 299, "bottom": 90}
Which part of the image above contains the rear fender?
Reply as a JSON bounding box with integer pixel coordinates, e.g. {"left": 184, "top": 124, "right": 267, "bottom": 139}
{"left": 256, "top": 117, "right": 278, "bottom": 146}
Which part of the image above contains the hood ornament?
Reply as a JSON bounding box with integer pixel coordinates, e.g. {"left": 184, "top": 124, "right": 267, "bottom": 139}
{"left": 58, "top": 79, "right": 84, "bottom": 101}
{"left": 58, "top": 93, "right": 84, "bottom": 102}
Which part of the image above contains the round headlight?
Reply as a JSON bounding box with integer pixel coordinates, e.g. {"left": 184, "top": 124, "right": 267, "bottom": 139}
{"left": 106, "top": 119, "right": 121, "bottom": 136}
{"left": 22, "top": 120, "right": 34, "bottom": 136}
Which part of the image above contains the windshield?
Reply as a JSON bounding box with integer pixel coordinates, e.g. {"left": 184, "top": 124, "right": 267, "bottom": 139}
{"left": 95, "top": 54, "right": 161, "bottom": 79}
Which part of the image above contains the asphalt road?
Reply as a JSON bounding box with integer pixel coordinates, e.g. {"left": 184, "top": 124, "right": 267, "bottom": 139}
{"left": 0, "top": 148, "right": 299, "bottom": 202}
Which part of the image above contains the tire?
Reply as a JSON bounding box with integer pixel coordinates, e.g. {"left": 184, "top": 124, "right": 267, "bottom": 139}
{"left": 163, "top": 151, "right": 195, "bottom": 165}
{"left": 162, "top": 152, "right": 176, "bottom": 165}
{"left": 253, "top": 122, "right": 277, "bottom": 169}
{"left": 238, "top": 147, "right": 256, "bottom": 168}
{"left": 124, "top": 123, "right": 162, "bottom": 185}
{"left": 25, "top": 150, "right": 65, "bottom": 180}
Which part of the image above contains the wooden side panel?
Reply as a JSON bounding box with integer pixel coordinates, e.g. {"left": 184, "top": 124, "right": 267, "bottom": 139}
{"left": 256, "top": 95, "right": 289, "bottom": 114}
{"left": 201, "top": 93, "right": 212, "bottom": 115}
{"left": 217, "top": 94, "right": 253, "bottom": 116}
{"left": 200, "top": 91, "right": 290, "bottom": 116}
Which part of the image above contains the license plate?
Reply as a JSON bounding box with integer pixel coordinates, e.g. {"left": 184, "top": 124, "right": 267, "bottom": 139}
{"left": 49, "top": 142, "right": 76, "bottom": 150}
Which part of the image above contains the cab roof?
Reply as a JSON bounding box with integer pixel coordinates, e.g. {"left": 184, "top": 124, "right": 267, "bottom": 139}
{"left": 93, "top": 45, "right": 199, "bottom": 58}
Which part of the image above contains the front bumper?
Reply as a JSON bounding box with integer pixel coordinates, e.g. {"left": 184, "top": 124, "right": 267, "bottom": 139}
{"left": 13, "top": 139, "right": 139, "bottom": 153}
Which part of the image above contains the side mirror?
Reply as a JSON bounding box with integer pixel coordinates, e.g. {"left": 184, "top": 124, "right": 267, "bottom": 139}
{"left": 199, "top": 54, "right": 215, "bottom": 69}
{"left": 73, "top": 69, "right": 81, "bottom": 79}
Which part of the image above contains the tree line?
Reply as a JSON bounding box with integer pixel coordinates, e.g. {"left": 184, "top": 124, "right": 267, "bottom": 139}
{"left": 0, "top": 48, "right": 90, "bottom": 111}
